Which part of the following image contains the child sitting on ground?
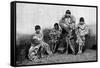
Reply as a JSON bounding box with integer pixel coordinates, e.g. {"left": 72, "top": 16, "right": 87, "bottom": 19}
{"left": 28, "top": 25, "right": 52, "bottom": 62}
{"left": 49, "top": 23, "right": 62, "bottom": 53}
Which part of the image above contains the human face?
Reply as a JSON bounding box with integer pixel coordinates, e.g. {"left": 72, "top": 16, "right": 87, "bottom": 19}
{"left": 35, "top": 29, "right": 40, "bottom": 34}
{"left": 65, "top": 13, "right": 71, "bottom": 17}
{"left": 54, "top": 25, "right": 59, "bottom": 30}
{"left": 80, "top": 22, "right": 84, "bottom": 25}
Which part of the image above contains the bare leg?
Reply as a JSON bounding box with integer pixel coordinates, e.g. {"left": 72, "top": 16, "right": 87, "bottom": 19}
{"left": 44, "top": 43, "right": 52, "bottom": 55}
{"left": 65, "top": 37, "right": 69, "bottom": 54}
{"left": 78, "top": 45, "right": 81, "bottom": 54}
{"left": 78, "top": 43, "right": 83, "bottom": 54}
{"left": 68, "top": 39, "right": 75, "bottom": 54}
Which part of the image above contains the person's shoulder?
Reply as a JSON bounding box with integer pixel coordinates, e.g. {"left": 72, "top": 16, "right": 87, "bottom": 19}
{"left": 50, "top": 28, "right": 55, "bottom": 33}
{"left": 84, "top": 23, "right": 86, "bottom": 26}
{"left": 32, "top": 32, "right": 39, "bottom": 38}
{"left": 77, "top": 23, "right": 81, "bottom": 28}
{"left": 60, "top": 15, "right": 66, "bottom": 20}
{"left": 71, "top": 15, "right": 75, "bottom": 18}
{"left": 70, "top": 15, "right": 76, "bottom": 20}
{"left": 81, "top": 23, "right": 87, "bottom": 27}
{"left": 32, "top": 32, "right": 37, "bottom": 36}
{"left": 77, "top": 23, "right": 80, "bottom": 26}
{"left": 51, "top": 28, "right": 55, "bottom": 30}
{"left": 40, "top": 32, "right": 43, "bottom": 36}
{"left": 58, "top": 26, "right": 62, "bottom": 31}
{"left": 59, "top": 15, "right": 66, "bottom": 23}
{"left": 84, "top": 23, "right": 88, "bottom": 28}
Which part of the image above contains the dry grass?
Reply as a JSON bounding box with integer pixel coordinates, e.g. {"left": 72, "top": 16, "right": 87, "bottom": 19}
{"left": 17, "top": 49, "right": 97, "bottom": 65}
{"left": 16, "top": 28, "right": 97, "bottom": 66}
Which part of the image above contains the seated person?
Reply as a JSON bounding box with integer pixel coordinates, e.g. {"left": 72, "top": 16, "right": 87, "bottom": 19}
{"left": 59, "top": 10, "right": 77, "bottom": 54}
{"left": 49, "top": 23, "right": 62, "bottom": 53}
{"left": 28, "top": 36, "right": 41, "bottom": 62}
{"left": 28, "top": 25, "right": 52, "bottom": 62}
{"left": 65, "top": 25, "right": 77, "bottom": 55}
{"left": 59, "top": 10, "right": 76, "bottom": 34}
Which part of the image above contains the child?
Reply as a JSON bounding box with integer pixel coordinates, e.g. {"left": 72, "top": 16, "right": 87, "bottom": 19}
{"left": 28, "top": 36, "right": 41, "bottom": 62}
{"left": 50, "top": 23, "right": 62, "bottom": 41}
{"left": 49, "top": 23, "right": 62, "bottom": 53}
{"left": 28, "top": 25, "right": 52, "bottom": 62}
{"left": 32, "top": 25, "right": 43, "bottom": 41}
{"left": 76, "top": 17, "right": 88, "bottom": 54}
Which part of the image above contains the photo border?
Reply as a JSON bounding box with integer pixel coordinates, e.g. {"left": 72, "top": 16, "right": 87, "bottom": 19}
{"left": 10, "top": 1, "right": 98, "bottom": 67}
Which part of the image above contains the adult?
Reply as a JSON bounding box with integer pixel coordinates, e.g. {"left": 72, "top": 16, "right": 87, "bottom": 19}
{"left": 59, "top": 10, "right": 76, "bottom": 54}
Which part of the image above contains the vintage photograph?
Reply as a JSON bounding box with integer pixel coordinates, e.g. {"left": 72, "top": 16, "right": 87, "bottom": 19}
{"left": 15, "top": 2, "right": 97, "bottom": 66}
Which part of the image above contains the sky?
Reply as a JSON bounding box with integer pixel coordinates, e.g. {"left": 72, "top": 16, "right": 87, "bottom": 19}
{"left": 16, "top": 3, "right": 96, "bottom": 34}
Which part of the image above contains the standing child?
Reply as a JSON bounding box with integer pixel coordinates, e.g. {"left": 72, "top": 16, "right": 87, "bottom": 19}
{"left": 76, "top": 17, "right": 88, "bottom": 54}
{"left": 28, "top": 25, "right": 52, "bottom": 62}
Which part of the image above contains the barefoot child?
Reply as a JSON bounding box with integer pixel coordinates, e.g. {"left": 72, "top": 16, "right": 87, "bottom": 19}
{"left": 49, "top": 23, "right": 62, "bottom": 53}
{"left": 28, "top": 25, "right": 52, "bottom": 62}
{"left": 76, "top": 17, "right": 88, "bottom": 54}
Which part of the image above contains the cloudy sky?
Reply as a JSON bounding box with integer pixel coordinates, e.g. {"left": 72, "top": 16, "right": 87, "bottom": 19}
{"left": 16, "top": 3, "right": 96, "bottom": 34}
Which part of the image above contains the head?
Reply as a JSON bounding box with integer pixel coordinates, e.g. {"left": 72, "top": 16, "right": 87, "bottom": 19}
{"left": 65, "top": 10, "right": 71, "bottom": 17}
{"left": 32, "top": 36, "right": 40, "bottom": 45}
{"left": 35, "top": 25, "right": 41, "bottom": 34}
{"left": 79, "top": 17, "right": 85, "bottom": 25}
{"left": 54, "top": 23, "right": 59, "bottom": 30}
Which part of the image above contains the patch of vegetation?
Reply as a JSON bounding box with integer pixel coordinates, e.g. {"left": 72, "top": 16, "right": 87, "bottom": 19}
{"left": 16, "top": 28, "right": 97, "bottom": 64}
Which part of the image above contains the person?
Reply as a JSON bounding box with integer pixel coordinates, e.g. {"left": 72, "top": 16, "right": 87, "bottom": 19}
{"left": 32, "top": 25, "right": 43, "bottom": 41}
{"left": 76, "top": 17, "right": 88, "bottom": 54}
{"left": 28, "top": 36, "right": 41, "bottom": 62}
{"left": 59, "top": 10, "right": 76, "bottom": 54}
{"left": 59, "top": 10, "right": 76, "bottom": 34}
{"left": 28, "top": 25, "right": 52, "bottom": 62}
{"left": 49, "top": 23, "right": 62, "bottom": 53}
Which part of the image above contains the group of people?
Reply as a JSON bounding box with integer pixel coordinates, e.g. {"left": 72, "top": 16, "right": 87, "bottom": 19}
{"left": 28, "top": 10, "right": 88, "bottom": 62}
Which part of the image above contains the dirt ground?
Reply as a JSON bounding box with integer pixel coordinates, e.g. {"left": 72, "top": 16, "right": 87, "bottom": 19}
{"left": 17, "top": 49, "right": 97, "bottom": 66}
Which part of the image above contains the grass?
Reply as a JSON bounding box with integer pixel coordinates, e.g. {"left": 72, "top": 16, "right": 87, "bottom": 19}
{"left": 16, "top": 49, "right": 97, "bottom": 65}
{"left": 16, "top": 28, "right": 97, "bottom": 65}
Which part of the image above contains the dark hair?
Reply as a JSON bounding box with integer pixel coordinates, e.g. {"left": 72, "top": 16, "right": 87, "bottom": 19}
{"left": 66, "top": 10, "right": 71, "bottom": 14}
{"left": 35, "top": 25, "right": 41, "bottom": 30}
{"left": 54, "top": 23, "right": 59, "bottom": 27}
{"left": 80, "top": 17, "right": 84, "bottom": 22}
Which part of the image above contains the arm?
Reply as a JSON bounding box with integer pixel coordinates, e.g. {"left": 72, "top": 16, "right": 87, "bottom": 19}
{"left": 49, "top": 29, "right": 54, "bottom": 40}
{"left": 71, "top": 15, "right": 76, "bottom": 24}
{"left": 40, "top": 33, "right": 43, "bottom": 41}
{"left": 84, "top": 25, "right": 88, "bottom": 35}
{"left": 59, "top": 16, "right": 65, "bottom": 24}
